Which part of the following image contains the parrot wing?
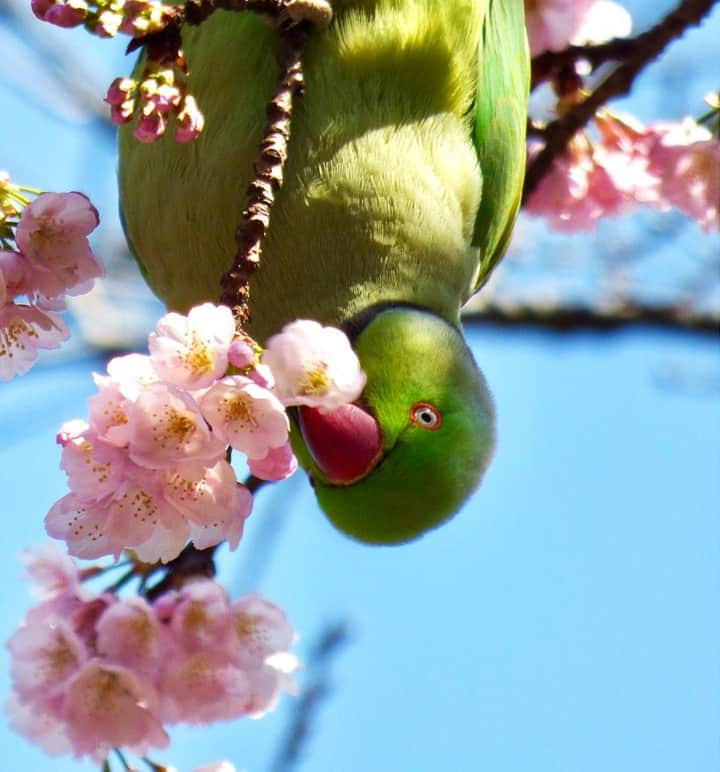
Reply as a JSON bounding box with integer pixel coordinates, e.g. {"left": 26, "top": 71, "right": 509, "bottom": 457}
{"left": 470, "top": 0, "right": 530, "bottom": 292}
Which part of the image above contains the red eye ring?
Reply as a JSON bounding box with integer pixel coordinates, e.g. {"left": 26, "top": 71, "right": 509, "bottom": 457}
{"left": 410, "top": 402, "right": 442, "bottom": 431}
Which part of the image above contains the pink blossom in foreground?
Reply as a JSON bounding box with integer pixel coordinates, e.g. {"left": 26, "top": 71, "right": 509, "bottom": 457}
{"left": 262, "top": 319, "right": 366, "bottom": 412}
{"left": 46, "top": 304, "right": 362, "bottom": 561}
{"left": 199, "top": 376, "right": 290, "bottom": 459}
{"left": 15, "top": 191, "right": 103, "bottom": 298}
{"left": 106, "top": 352, "right": 160, "bottom": 399}
{"left": 128, "top": 382, "right": 224, "bottom": 470}
{"left": 31, "top": 0, "right": 87, "bottom": 27}
{"left": 0, "top": 303, "right": 69, "bottom": 381}
{"left": 57, "top": 420, "right": 130, "bottom": 502}
{"left": 149, "top": 303, "right": 236, "bottom": 389}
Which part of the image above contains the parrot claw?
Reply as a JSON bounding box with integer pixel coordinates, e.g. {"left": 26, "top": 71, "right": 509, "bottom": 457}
{"left": 284, "top": 0, "right": 333, "bottom": 28}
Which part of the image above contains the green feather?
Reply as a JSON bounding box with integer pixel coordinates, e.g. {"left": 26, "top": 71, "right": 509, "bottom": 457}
{"left": 471, "top": 0, "right": 530, "bottom": 289}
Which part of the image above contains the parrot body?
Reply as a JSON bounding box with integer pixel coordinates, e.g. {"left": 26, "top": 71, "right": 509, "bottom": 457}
{"left": 118, "top": 0, "right": 529, "bottom": 543}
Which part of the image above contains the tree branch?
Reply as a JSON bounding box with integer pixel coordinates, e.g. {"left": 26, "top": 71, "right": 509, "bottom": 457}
{"left": 463, "top": 301, "right": 719, "bottom": 335}
{"left": 220, "top": 20, "right": 310, "bottom": 325}
{"left": 523, "top": 0, "right": 719, "bottom": 202}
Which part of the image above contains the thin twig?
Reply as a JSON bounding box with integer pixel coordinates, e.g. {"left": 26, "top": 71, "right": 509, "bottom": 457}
{"left": 463, "top": 301, "right": 719, "bottom": 335}
{"left": 523, "top": 0, "right": 719, "bottom": 202}
{"left": 269, "top": 621, "right": 352, "bottom": 772}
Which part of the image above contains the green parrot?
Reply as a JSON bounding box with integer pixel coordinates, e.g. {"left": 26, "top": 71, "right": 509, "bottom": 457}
{"left": 118, "top": 0, "right": 530, "bottom": 544}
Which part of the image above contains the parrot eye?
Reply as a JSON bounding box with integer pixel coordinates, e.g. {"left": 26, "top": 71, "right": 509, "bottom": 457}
{"left": 410, "top": 403, "right": 442, "bottom": 431}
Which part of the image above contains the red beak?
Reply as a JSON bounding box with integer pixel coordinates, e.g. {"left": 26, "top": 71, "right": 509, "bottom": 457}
{"left": 298, "top": 403, "right": 383, "bottom": 486}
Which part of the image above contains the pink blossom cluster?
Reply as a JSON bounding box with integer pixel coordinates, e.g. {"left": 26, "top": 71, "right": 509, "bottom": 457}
{"left": 525, "top": 0, "right": 632, "bottom": 56}
{"left": 106, "top": 63, "right": 205, "bottom": 144}
{"left": 46, "top": 306, "right": 366, "bottom": 564}
{"left": 7, "top": 545, "right": 297, "bottom": 762}
{"left": 0, "top": 174, "right": 104, "bottom": 380}
{"left": 29, "top": 0, "right": 204, "bottom": 142}
{"left": 526, "top": 114, "right": 720, "bottom": 231}
{"left": 31, "top": 0, "right": 173, "bottom": 36}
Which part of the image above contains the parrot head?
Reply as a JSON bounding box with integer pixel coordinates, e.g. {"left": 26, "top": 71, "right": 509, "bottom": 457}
{"left": 290, "top": 306, "right": 496, "bottom": 544}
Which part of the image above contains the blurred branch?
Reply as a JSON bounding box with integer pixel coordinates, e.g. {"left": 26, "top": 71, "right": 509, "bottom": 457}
{"left": 523, "top": 0, "right": 719, "bottom": 201}
{"left": 464, "top": 301, "right": 719, "bottom": 335}
{"left": 269, "top": 620, "right": 352, "bottom": 772}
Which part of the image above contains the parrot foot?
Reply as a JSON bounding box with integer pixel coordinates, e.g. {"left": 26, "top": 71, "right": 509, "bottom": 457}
{"left": 284, "top": 0, "right": 333, "bottom": 28}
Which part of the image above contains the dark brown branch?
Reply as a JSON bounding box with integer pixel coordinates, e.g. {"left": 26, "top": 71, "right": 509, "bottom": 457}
{"left": 523, "top": 0, "right": 719, "bottom": 202}
{"left": 143, "top": 543, "right": 218, "bottom": 602}
{"left": 463, "top": 302, "right": 720, "bottom": 335}
{"left": 220, "top": 20, "right": 310, "bottom": 325}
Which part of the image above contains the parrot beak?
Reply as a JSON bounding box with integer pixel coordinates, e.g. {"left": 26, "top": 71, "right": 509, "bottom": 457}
{"left": 297, "top": 402, "right": 383, "bottom": 486}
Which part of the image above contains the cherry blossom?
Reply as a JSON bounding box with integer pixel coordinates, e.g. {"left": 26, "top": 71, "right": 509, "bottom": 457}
{"left": 0, "top": 303, "right": 69, "bottom": 381}
{"left": 57, "top": 419, "right": 130, "bottom": 501}
{"left": 262, "top": 319, "right": 366, "bottom": 412}
{"left": 149, "top": 302, "right": 236, "bottom": 389}
{"left": 8, "top": 563, "right": 298, "bottom": 761}
{"left": 15, "top": 191, "right": 103, "bottom": 298}
{"left": 8, "top": 617, "right": 88, "bottom": 702}
{"left": 63, "top": 661, "right": 169, "bottom": 758}
{"left": 199, "top": 376, "right": 290, "bottom": 459}
{"left": 128, "top": 382, "right": 224, "bottom": 470}
{"left": 21, "top": 543, "right": 93, "bottom": 601}
{"left": 95, "top": 597, "right": 164, "bottom": 676}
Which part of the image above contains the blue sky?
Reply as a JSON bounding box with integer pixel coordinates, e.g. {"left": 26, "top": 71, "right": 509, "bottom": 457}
{"left": 0, "top": 1, "right": 718, "bottom": 771}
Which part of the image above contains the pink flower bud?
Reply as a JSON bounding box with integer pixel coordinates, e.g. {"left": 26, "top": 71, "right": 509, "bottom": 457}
{"left": 133, "top": 104, "right": 167, "bottom": 144}
{"left": 105, "top": 77, "right": 137, "bottom": 106}
{"left": 175, "top": 95, "right": 205, "bottom": 143}
{"left": 228, "top": 339, "right": 256, "bottom": 369}
{"left": 110, "top": 98, "right": 137, "bottom": 125}
{"left": 31, "top": 0, "right": 88, "bottom": 27}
